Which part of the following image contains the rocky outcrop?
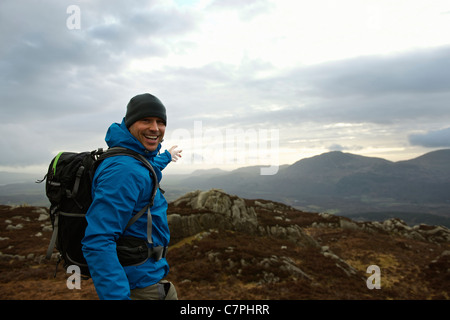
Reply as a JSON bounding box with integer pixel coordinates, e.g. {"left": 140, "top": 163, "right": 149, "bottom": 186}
{"left": 168, "top": 189, "right": 258, "bottom": 243}
{"left": 168, "top": 189, "right": 318, "bottom": 247}
{"left": 312, "top": 212, "right": 450, "bottom": 244}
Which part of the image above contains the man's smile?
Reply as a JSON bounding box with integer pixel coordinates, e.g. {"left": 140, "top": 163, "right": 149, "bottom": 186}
{"left": 144, "top": 134, "right": 159, "bottom": 141}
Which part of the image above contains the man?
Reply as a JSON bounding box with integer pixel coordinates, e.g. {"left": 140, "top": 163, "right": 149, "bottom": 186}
{"left": 82, "top": 93, "right": 180, "bottom": 300}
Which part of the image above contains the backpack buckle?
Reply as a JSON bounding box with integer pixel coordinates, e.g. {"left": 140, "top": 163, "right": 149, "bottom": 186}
{"left": 150, "top": 246, "right": 168, "bottom": 261}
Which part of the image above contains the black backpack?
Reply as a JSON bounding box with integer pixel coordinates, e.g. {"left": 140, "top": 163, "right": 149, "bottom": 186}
{"left": 38, "top": 147, "right": 160, "bottom": 278}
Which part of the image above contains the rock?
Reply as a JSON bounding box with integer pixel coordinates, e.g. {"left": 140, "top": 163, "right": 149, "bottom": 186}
{"left": 169, "top": 189, "right": 319, "bottom": 247}
{"left": 278, "top": 256, "right": 312, "bottom": 280}
{"left": 37, "top": 213, "right": 49, "bottom": 221}
{"left": 339, "top": 218, "right": 359, "bottom": 230}
{"left": 33, "top": 208, "right": 49, "bottom": 220}
{"left": 42, "top": 225, "right": 53, "bottom": 232}
{"left": 6, "top": 224, "right": 23, "bottom": 230}
{"left": 169, "top": 189, "right": 259, "bottom": 239}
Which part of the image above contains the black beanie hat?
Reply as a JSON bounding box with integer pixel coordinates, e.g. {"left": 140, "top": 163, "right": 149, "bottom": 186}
{"left": 125, "top": 93, "right": 167, "bottom": 128}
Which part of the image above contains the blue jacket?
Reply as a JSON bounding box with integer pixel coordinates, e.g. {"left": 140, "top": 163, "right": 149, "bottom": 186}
{"left": 81, "top": 119, "right": 172, "bottom": 300}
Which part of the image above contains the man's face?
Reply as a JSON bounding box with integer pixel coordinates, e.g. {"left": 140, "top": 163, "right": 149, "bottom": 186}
{"left": 128, "top": 117, "right": 166, "bottom": 151}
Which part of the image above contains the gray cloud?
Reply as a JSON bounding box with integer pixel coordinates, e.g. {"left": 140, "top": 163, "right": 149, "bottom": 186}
{"left": 162, "top": 45, "right": 450, "bottom": 128}
{"left": 298, "top": 46, "right": 450, "bottom": 97}
{"left": 143, "top": 45, "right": 450, "bottom": 160}
{"left": 409, "top": 127, "right": 450, "bottom": 148}
{"left": 0, "top": 0, "right": 197, "bottom": 121}
{"left": 233, "top": 45, "right": 450, "bottom": 126}
{"left": 0, "top": 0, "right": 198, "bottom": 167}
{"left": 1, "top": 1, "right": 449, "bottom": 170}
{"left": 132, "top": 44, "right": 450, "bottom": 137}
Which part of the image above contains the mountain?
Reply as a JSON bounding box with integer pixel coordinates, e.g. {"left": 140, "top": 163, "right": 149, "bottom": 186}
{"left": 164, "top": 149, "right": 450, "bottom": 227}
{"left": 274, "top": 151, "right": 393, "bottom": 197}
{"left": 0, "top": 182, "right": 48, "bottom": 207}
{"left": 402, "top": 149, "right": 450, "bottom": 169}
{"left": 1, "top": 189, "right": 449, "bottom": 300}
{"left": 0, "top": 171, "right": 41, "bottom": 186}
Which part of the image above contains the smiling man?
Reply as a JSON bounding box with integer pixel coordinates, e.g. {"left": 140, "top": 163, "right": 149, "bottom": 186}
{"left": 82, "top": 93, "right": 178, "bottom": 300}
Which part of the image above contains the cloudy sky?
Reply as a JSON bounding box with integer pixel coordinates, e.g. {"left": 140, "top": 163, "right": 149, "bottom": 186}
{"left": 1, "top": 0, "right": 450, "bottom": 176}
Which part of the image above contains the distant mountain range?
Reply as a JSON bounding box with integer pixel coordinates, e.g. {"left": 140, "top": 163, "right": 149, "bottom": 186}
{"left": 162, "top": 149, "right": 450, "bottom": 227}
{"left": 1, "top": 149, "right": 449, "bottom": 227}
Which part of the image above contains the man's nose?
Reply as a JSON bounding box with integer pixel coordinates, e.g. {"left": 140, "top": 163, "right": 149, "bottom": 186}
{"left": 147, "top": 120, "right": 159, "bottom": 131}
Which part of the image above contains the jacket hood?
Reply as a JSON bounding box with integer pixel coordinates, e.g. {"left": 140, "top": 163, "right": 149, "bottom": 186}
{"left": 105, "top": 118, "right": 161, "bottom": 157}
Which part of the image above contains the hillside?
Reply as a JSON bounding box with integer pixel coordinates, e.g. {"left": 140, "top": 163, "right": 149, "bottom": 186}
{"left": 1, "top": 189, "right": 449, "bottom": 300}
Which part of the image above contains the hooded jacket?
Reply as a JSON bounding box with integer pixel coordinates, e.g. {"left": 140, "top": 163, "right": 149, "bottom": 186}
{"left": 81, "top": 119, "right": 172, "bottom": 300}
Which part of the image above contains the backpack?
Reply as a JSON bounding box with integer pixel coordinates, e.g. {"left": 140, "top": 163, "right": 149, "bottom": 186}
{"left": 38, "top": 147, "right": 161, "bottom": 278}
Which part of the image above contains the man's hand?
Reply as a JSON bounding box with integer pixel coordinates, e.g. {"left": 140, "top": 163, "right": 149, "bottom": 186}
{"left": 168, "top": 145, "right": 182, "bottom": 162}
